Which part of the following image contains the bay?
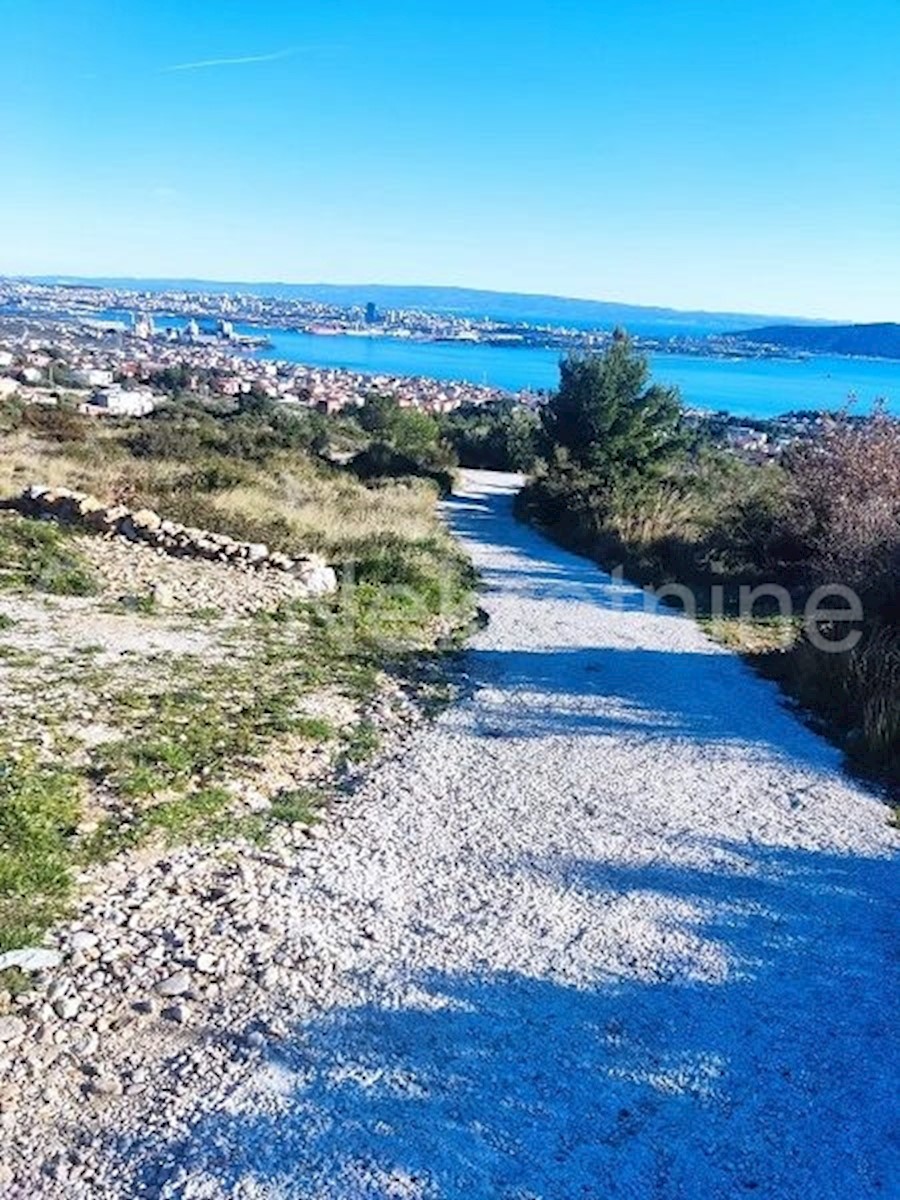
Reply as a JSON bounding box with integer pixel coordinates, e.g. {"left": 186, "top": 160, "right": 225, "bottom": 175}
{"left": 98, "top": 310, "right": 900, "bottom": 419}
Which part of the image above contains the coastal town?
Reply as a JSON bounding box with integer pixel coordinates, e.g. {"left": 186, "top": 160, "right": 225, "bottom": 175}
{"left": 0, "top": 279, "right": 854, "bottom": 463}
{"left": 0, "top": 306, "right": 527, "bottom": 421}
{"left": 0, "top": 276, "right": 818, "bottom": 360}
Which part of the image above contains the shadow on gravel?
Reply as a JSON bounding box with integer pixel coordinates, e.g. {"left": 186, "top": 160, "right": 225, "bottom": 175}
{"left": 119, "top": 841, "right": 898, "bottom": 1200}
{"left": 460, "top": 644, "right": 851, "bottom": 780}
{"left": 446, "top": 490, "right": 855, "bottom": 781}
{"left": 445, "top": 491, "right": 641, "bottom": 609}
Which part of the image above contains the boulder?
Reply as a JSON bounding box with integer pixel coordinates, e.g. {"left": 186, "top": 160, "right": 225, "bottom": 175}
{"left": 297, "top": 563, "right": 338, "bottom": 596}
{"left": 0, "top": 1016, "right": 26, "bottom": 1044}
{"left": 130, "top": 509, "right": 162, "bottom": 534}
{"left": 0, "top": 947, "right": 62, "bottom": 973}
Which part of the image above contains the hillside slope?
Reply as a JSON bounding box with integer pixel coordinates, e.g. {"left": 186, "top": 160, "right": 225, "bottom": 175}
{"left": 735, "top": 321, "right": 900, "bottom": 358}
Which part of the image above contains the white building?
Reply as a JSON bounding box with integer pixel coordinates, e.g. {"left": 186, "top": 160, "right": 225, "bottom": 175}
{"left": 89, "top": 386, "right": 156, "bottom": 417}
{"left": 72, "top": 367, "right": 114, "bottom": 388}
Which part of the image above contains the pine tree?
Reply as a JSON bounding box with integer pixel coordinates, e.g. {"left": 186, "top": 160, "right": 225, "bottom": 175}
{"left": 541, "top": 333, "right": 684, "bottom": 483}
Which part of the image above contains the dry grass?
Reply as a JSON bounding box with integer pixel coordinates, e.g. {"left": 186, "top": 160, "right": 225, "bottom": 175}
{"left": 0, "top": 426, "right": 174, "bottom": 503}
{"left": 205, "top": 464, "right": 439, "bottom": 556}
{"left": 702, "top": 615, "right": 800, "bottom": 654}
{"left": 0, "top": 426, "right": 442, "bottom": 563}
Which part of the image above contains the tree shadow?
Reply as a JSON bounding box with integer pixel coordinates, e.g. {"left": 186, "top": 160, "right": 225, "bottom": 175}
{"left": 442, "top": 483, "right": 875, "bottom": 786}
{"left": 114, "top": 840, "right": 898, "bottom": 1199}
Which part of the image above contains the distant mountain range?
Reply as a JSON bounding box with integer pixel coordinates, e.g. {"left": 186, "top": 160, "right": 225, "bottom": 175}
{"left": 734, "top": 323, "right": 900, "bottom": 360}
{"left": 26, "top": 275, "right": 825, "bottom": 338}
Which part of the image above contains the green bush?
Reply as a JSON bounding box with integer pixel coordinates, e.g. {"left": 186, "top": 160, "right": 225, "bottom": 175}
{"left": 440, "top": 401, "right": 540, "bottom": 471}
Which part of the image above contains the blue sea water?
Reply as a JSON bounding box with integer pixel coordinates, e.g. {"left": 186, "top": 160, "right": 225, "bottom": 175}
{"left": 250, "top": 327, "right": 899, "bottom": 418}
{"left": 94, "top": 310, "right": 900, "bottom": 418}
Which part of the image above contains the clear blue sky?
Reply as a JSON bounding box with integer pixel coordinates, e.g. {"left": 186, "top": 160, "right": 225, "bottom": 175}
{"left": 3, "top": 0, "right": 899, "bottom": 320}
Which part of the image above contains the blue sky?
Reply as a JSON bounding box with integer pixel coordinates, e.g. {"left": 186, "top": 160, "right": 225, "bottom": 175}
{"left": 2, "top": 0, "right": 899, "bottom": 320}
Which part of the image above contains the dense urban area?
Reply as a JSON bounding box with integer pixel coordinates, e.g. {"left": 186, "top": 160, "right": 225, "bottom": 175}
{"left": 2, "top": 276, "right": 870, "bottom": 359}
{"left": 0, "top": 280, "right": 860, "bottom": 462}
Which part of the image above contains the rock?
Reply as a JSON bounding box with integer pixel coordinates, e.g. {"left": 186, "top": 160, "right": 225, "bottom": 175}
{"left": 47, "top": 979, "right": 70, "bottom": 1004}
{"left": 131, "top": 508, "right": 162, "bottom": 534}
{"left": 69, "top": 931, "right": 99, "bottom": 953}
{"left": 259, "top": 966, "right": 280, "bottom": 990}
{"left": 297, "top": 563, "right": 338, "bottom": 596}
{"left": 0, "top": 1016, "right": 26, "bottom": 1044}
{"left": 246, "top": 1030, "right": 266, "bottom": 1050}
{"left": 268, "top": 552, "right": 294, "bottom": 571}
{"left": 155, "top": 970, "right": 191, "bottom": 997}
{"left": 75, "top": 495, "right": 104, "bottom": 518}
{"left": 162, "top": 1003, "right": 188, "bottom": 1024}
{"left": 243, "top": 788, "right": 271, "bottom": 813}
{"left": 243, "top": 542, "right": 269, "bottom": 563}
{"left": 43, "top": 1154, "right": 70, "bottom": 1182}
{"left": 73, "top": 1031, "right": 100, "bottom": 1057}
{"left": 150, "top": 581, "right": 176, "bottom": 609}
{"left": 116, "top": 514, "right": 139, "bottom": 541}
{"left": 54, "top": 996, "right": 81, "bottom": 1021}
{"left": 194, "top": 953, "right": 216, "bottom": 974}
{"left": 0, "top": 947, "right": 62, "bottom": 973}
{"left": 88, "top": 1075, "right": 123, "bottom": 1098}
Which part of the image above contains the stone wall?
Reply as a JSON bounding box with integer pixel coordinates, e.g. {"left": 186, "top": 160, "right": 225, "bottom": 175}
{"left": 13, "top": 485, "right": 337, "bottom": 596}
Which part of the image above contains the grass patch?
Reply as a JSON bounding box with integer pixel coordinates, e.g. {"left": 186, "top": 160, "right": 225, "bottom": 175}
{"left": 0, "top": 514, "right": 98, "bottom": 596}
{"left": 0, "top": 646, "right": 42, "bottom": 667}
{"left": 0, "top": 751, "right": 81, "bottom": 953}
{"left": 0, "top": 398, "right": 477, "bottom": 946}
{"left": 700, "top": 615, "right": 801, "bottom": 655}
{"left": 83, "top": 786, "right": 234, "bottom": 859}
{"left": 340, "top": 720, "right": 380, "bottom": 765}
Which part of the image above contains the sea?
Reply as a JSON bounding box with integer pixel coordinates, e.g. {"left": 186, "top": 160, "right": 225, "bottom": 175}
{"left": 31, "top": 307, "right": 900, "bottom": 419}
{"left": 246, "top": 326, "right": 900, "bottom": 419}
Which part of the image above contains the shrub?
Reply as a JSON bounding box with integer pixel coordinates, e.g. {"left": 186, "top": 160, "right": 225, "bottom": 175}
{"left": 440, "top": 401, "right": 540, "bottom": 471}
{"left": 783, "top": 411, "right": 900, "bottom": 621}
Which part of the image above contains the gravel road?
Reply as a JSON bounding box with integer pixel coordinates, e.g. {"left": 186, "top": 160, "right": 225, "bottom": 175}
{"left": 13, "top": 470, "right": 899, "bottom": 1199}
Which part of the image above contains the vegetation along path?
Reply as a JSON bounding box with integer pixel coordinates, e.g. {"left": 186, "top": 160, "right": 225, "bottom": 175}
{"left": 6, "top": 470, "right": 899, "bottom": 1199}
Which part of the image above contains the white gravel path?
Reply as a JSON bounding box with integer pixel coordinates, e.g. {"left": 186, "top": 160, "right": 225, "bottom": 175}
{"left": 55, "top": 471, "right": 900, "bottom": 1198}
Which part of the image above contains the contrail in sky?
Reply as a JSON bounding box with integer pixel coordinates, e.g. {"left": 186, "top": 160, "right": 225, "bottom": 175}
{"left": 161, "top": 46, "right": 299, "bottom": 73}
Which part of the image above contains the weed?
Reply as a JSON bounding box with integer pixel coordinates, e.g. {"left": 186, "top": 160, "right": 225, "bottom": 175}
{"left": 340, "top": 720, "right": 380, "bottom": 765}
{"left": 0, "top": 516, "right": 98, "bottom": 597}
{"left": 0, "top": 751, "right": 81, "bottom": 952}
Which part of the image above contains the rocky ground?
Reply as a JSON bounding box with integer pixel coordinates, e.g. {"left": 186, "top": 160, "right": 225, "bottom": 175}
{"left": 1, "top": 471, "right": 898, "bottom": 1199}
{"left": 75, "top": 533, "right": 315, "bottom": 618}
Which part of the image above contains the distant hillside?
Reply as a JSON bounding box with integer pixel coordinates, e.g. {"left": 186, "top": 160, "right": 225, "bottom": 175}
{"left": 734, "top": 322, "right": 900, "bottom": 359}
{"left": 26, "top": 275, "right": 822, "bottom": 338}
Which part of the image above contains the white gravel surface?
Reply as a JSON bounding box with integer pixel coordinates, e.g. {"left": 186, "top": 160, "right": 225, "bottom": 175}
{"left": 5, "top": 470, "right": 898, "bottom": 1199}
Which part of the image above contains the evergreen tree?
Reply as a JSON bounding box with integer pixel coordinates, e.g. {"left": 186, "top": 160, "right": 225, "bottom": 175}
{"left": 542, "top": 333, "right": 684, "bottom": 483}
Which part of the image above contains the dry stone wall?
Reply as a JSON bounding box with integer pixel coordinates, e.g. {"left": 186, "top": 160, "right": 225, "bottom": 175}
{"left": 13, "top": 485, "right": 337, "bottom": 597}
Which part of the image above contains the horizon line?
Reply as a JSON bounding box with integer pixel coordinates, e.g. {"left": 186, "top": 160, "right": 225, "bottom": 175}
{"left": 1, "top": 271, "right": 852, "bottom": 326}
